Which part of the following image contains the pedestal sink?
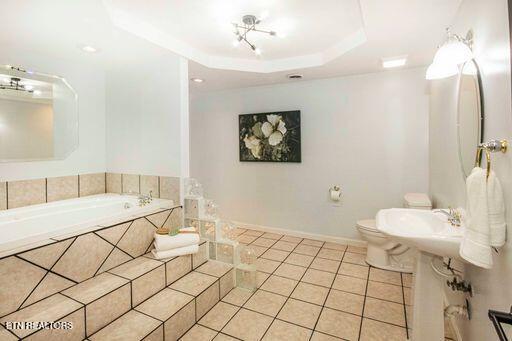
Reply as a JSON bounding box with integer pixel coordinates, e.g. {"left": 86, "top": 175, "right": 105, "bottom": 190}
{"left": 376, "top": 208, "right": 465, "bottom": 341}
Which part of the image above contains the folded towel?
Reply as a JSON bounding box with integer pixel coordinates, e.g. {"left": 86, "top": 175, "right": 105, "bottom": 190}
{"left": 151, "top": 244, "right": 198, "bottom": 260}
{"left": 487, "top": 170, "right": 507, "bottom": 247}
{"left": 154, "top": 228, "right": 199, "bottom": 251}
{"left": 460, "top": 167, "right": 492, "bottom": 269}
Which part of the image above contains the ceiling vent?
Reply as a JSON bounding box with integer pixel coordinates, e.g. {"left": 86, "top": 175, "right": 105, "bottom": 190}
{"left": 287, "top": 74, "right": 303, "bottom": 80}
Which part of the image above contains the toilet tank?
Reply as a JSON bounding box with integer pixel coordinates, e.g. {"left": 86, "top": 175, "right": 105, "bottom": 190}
{"left": 403, "top": 193, "right": 432, "bottom": 210}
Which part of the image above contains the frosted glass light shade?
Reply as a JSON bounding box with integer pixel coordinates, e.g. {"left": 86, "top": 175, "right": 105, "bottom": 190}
{"left": 434, "top": 40, "right": 473, "bottom": 66}
{"left": 426, "top": 62, "right": 459, "bottom": 80}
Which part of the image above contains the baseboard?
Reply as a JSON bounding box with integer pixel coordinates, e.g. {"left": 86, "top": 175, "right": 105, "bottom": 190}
{"left": 231, "top": 220, "right": 367, "bottom": 247}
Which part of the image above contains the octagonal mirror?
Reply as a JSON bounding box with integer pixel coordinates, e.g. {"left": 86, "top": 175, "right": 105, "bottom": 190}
{"left": 0, "top": 64, "right": 78, "bottom": 162}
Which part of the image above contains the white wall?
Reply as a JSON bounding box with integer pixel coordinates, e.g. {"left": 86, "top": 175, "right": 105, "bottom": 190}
{"left": 105, "top": 53, "right": 188, "bottom": 177}
{"left": 0, "top": 52, "right": 106, "bottom": 181}
{"left": 191, "top": 67, "right": 430, "bottom": 240}
{"left": 429, "top": 0, "right": 512, "bottom": 340}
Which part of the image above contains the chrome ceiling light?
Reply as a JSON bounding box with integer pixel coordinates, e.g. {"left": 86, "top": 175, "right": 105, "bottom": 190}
{"left": 426, "top": 28, "right": 473, "bottom": 80}
{"left": 0, "top": 77, "right": 34, "bottom": 93}
{"left": 232, "top": 14, "right": 277, "bottom": 55}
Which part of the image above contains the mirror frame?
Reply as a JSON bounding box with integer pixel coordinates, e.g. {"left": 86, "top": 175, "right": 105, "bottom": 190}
{"left": 456, "top": 59, "right": 484, "bottom": 179}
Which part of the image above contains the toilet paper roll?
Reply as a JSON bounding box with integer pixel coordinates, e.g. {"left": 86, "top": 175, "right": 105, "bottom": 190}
{"left": 330, "top": 189, "right": 341, "bottom": 201}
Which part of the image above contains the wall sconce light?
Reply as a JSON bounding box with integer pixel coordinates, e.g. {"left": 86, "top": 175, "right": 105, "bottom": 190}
{"left": 426, "top": 29, "right": 473, "bottom": 80}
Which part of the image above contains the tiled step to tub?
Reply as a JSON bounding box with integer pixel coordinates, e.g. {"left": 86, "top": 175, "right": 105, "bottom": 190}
{"left": 89, "top": 260, "right": 235, "bottom": 341}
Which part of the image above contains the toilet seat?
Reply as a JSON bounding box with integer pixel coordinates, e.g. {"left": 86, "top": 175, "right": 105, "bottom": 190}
{"left": 356, "top": 219, "right": 378, "bottom": 233}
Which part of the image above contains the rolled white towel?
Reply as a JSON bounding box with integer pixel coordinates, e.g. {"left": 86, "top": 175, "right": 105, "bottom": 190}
{"left": 154, "top": 228, "right": 199, "bottom": 251}
{"left": 151, "top": 244, "right": 198, "bottom": 260}
{"left": 487, "top": 170, "right": 507, "bottom": 247}
{"left": 460, "top": 167, "right": 492, "bottom": 269}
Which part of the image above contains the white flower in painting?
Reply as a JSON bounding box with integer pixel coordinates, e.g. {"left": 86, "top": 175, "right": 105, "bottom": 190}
{"left": 261, "top": 114, "right": 287, "bottom": 146}
{"left": 244, "top": 135, "right": 262, "bottom": 159}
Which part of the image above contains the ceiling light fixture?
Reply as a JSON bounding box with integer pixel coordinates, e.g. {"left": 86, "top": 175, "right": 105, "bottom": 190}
{"left": 382, "top": 56, "right": 407, "bottom": 68}
{"left": 426, "top": 28, "right": 473, "bottom": 80}
{"left": 232, "top": 14, "right": 278, "bottom": 55}
{"left": 0, "top": 77, "right": 34, "bottom": 93}
{"left": 287, "top": 73, "right": 303, "bottom": 79}
{"left": 190, "top": 78, "right": 204, "bottom": 83}
{"left": 80, "top": 45, "right": 98, "bottom": 53}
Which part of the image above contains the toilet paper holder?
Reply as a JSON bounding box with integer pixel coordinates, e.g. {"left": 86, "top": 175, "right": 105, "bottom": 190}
{"left": 329, "top": 185, "right": 342, "bottom": 201}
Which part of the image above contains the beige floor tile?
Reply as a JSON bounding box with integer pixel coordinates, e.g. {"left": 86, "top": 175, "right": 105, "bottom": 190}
{"left": 311, "top": 331, "right": 344, "bottom": 340}
{"left": 257, "top": 271, "right": 270, "bottom": 287}
{"left": 214, "top": 333, "right": 239, "bottom": 341}
{"left": 237, "top": 235, "right": 258, "bottom": 244}
{"left": 164, "top": 300, "right": 195, "bottom": 340}
{"left": 165, "top": 255, "right": 192, "bottom": 285}
{"left": 272, "top": 240, "right": 297, "bottom": 252}
{"left": 196, "top": 282, "right": 221, "bottom": 319}
{"left": 317, "top": 248, "right": 344, "bottom": 261}
{"left": 294, "top": 244, "right": 321, "bottom": 256}
{"left": 301, "top": 269, "right": 335, "bottom": 288}
{"left": 284, "top": 253, "right": 314, "bottom": 267}
{"left": 244, "top": 230, "right": 264, "bottom": 237}
{"left": 255, "top": 258, "right": 281, "bottom": 274}
{"left": 252, "top": 237, "right": 276, "bottom": 248}
{"left": 277, "top": 298, "right": 322, "bottom": 329}
{"left": 274, "top": 263, "right": 307, "bottom": 280}
{"left": 402, "top": 273, "right": 413, "bottom": 288}
{"left": 62, "top": 272, "right": 128, "bottom": 304}
{"left": 260, "top": 275, "right": 298, "bottom": 296}
{"left": 248, "top": 245, "right": 268, "bottom": 257}
{"left": 222, "top": 287, "right": 253, "bottom": 306}
{"left": 342, "top": 252, "right": 368, "bottom": 266}
{"left": 89, "top": 310, "right": 161, "bottom": 341}
{"left": 262, "top": 232, "right": 283, "bottom": 240}
{"left": 363, "top": 297, "right": 406, "bottom": 327}
{"left": 281, "top": 236, "right": 303, "bottom": 243}
{"left": 263, "top": 319, "right": 312, "bottom": 341}
{"left": 132, "top": 266, "right": 166, "bottom": 306}
{"left": 366, "top": 281, "right": 403, "bottom": 304}
{"left": 310, "top": 258, "right": 340, "bottom": 273}
{"left": 323, "top": 242, "right": 347, "bottom": 251}
{"left": 369, "top": 268, "right": 402, "bottom": 285}
{"left": 291, "top": 282, "right": 329, "bottom": 306}
{"left": 404, "top": 287, "right": 412, "bottom": 305}
{"left": 86, "top": 284, "right": 131, "bottom": 336}
{"left": 315, "top": 307, "right": 361, "bottom": 340}
{"left": 169, "top": 271, "right": 217, "bottom": 296}
{"left": 325, "top": 289, "right": 364, "bottom": 315}
{"left": 231, "top": 228, "right": 247, "bottom": 236}
{"left": 181, "top": 324, "right": 218, "bottom": 341}
{"left": 338, "top": 263, "right": 369, "bottom": 279}
{"left": 135, "top": 288, "right": 193, "bottom": 321}
{"left": 196, "top": 261, "right": 233, "bottom": 278}
{"left": 199, "top": 302, "right": 239, "bottom": 331}
{"left": 300, "top": 239, "right": 324, "bottom": 247}
{"left": 346, "top": 246, "right": 367, "bottom": 255}
{"left": 222, "top": 308, "right": 273, "bottom": 341}
{"left": 108, "top": 256, "right": 162, "bottom": 280}
{"left": 261, "top": 249, "right": 290, "bottom": 262}
{"left": 359, "top": 318, "right": 407, "bottom": 341}
{"left": 244, "top": 290, "right": 287, "bottom": 316}
{"left": 332, "top": 275, "right": 367, "bottom": 295}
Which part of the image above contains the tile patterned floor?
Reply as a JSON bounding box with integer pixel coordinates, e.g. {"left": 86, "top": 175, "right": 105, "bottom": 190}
{"left": 181, "top": 228, "right": 413, "bottom": 341}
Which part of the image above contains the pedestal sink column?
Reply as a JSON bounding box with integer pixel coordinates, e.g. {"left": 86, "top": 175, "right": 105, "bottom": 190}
{"left": 412, "top": 252, "right": 445, "bottom": 341}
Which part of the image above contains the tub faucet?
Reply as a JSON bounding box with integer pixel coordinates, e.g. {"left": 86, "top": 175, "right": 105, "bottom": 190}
{"left": 433, "top": 207, "right": 462, "bottom": 227}
{"left": 138, "top": 191, "right": 153, "bottom": 207}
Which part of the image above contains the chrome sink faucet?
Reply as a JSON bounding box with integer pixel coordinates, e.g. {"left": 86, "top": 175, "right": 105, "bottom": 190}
{"left": 433, "top": 207, "right": 462, "bottom": 227}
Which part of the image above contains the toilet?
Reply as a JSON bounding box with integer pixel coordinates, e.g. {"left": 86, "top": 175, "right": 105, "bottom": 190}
{"left": 356, "top": 193, "right": 432, "bottom": 273}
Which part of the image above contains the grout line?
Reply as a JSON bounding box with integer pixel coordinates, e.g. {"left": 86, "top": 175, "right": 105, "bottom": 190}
{"left": 356, "top": 264, "right": 372, "bottom": 341}
{"left": 401, "top": 272, "right": 410, "bottom": 339}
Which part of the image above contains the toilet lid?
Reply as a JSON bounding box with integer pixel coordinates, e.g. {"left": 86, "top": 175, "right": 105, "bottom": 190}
{"left": 356, "top": 219, "right": 377, "bottom": 232}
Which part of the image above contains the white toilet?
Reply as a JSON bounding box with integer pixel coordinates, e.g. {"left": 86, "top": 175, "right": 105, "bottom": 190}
{"left": 356, "top": 193, "right": 432, "bottom": 273}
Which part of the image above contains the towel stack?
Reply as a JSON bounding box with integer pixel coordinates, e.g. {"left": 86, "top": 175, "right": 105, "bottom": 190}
{"left": 460, "top": 167, "right": 506, "bottom": 269}
{"left": 151, "top": 227, "right": 200, "bottom": 260}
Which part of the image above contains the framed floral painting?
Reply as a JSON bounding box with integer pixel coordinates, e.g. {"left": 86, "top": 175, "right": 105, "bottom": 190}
{"left": 239, "top": 110, "right": 301, "bottom": 162}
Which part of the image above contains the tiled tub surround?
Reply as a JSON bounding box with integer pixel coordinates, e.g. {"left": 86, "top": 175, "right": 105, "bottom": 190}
{"left": 0, "top": 172, "right": 180, "bottom": 211}
{"left": 0, "top": 205, "right": 183, "bottom": 318}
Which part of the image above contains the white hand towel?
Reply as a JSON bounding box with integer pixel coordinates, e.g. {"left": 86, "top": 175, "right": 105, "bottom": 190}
{"left": 487, "top": 170, "right": 507, "bottom": 247}
{"left": 154, "top": 229, "right": 199, "bottom": 251}
{"left": 151, "top": 244, "right": 199, "bottom": 260}
{"left": 459, "top": 167, "right": 493, "bottom": 269}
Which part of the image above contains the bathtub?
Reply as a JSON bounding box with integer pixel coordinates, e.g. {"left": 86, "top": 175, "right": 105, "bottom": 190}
{"left": 0, "top": 194, "right": 175, "bottom": 254}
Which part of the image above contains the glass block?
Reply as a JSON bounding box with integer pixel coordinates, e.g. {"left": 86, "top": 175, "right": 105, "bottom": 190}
{"left": 236, "top": 266, "right": 257, "bottom": 292}
{"left": 209, "top": 241, "right": 217, "bottom": 260}
{"left": 184, "top": 178, "right": 204, "bottom": 198}
{"left": 216, "top": 241, "right": 238, "bottom": 264}
{"left": 218, "top": 220, "right": 236, "bottom": 241}
{"left": 204, "top": 199, "right": 220, "bottom": 219}
{"left": 184, "top": 198, "right": 204, "bottom": 218}
{"left": 184, "top": 218, "right": 200, "bottom": 231}
{"left": 236, "top": 245, "right": 257, "bottom": 267}
{"left": 200, "top": 220, "right": 217, "bottom": 241}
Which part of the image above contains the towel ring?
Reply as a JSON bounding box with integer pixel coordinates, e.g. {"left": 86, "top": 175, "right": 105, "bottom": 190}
{"left": 475, "top": 139, "right": 508, "bottom": 179}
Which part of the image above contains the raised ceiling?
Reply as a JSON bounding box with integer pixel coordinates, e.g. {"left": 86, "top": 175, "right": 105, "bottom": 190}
{"left": 103, "top": 0, "right": 367, "bottom": 73}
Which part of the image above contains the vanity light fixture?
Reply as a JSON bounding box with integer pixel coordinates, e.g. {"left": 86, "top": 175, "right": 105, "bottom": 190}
{"left": 426, "top": 28, "right": 473, "bottom": 80}
{"left": 0, "top": 77, "right": 34, "bottom": 93}
{"left": 382, "top": 56, "right": 407, "bottom": 69}
{"left": 232, "top": 14, "right": 278, "bottom": 55}
{"left": 190, "top": 78, "right": 204, "bottom": 83}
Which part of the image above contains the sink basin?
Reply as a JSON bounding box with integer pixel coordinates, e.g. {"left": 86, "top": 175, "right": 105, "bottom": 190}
{"left": 376, "top": 208, "right": 464, "bottom": 259}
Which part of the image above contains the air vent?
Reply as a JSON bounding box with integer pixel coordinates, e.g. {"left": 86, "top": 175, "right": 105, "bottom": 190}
{"left": 287, "top": 74, "right": 303, "bottom": 80}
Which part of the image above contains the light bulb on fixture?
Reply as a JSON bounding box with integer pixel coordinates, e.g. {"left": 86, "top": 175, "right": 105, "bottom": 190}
{"left": 24, "top": 85, "right": 34, "bottom": 91}
{"left": 254, "top": 48, "right": 262, "bottom": 56}
{"left": 33, "top": 90, "right": 42, "bottom": 96}
{"left": 425, "top": 61, "right": 459, "bottom": 80}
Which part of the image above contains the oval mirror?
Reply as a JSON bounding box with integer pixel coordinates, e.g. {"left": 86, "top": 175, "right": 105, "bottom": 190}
{"left": 0, "top": 64, "right": 78, "bottom": 162}
{"left": 457, "top": 59, "right": 483, "bottom": 178}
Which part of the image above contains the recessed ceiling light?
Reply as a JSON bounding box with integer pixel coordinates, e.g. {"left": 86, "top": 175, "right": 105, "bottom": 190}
{"left": 80, "top": 45, "right": 98, "bottom": 53}
{"left": 190, "top": 78, "right": 204, "bottom": 83}
{"left": 287, "top": 73, "right": 303, "bottom": 80}
{"left": 382, "top": 56, "right": 408, "bottom": 68}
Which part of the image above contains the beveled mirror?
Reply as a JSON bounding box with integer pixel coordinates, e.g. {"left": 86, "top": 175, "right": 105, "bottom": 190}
{"left": 0, "top": 64, "right": 78, "bottom": 162}
{"left": 457, "top": 59, "right": 483, "bottom": 178}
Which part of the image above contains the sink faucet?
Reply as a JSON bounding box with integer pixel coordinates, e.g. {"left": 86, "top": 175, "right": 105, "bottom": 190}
{"left": 433, "top": 207, "right": 462, "bottom": 227}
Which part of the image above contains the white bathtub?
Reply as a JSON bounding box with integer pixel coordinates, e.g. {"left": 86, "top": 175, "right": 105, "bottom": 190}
{"left": 0, "top": 194, "right": 175, "bottom": 254}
